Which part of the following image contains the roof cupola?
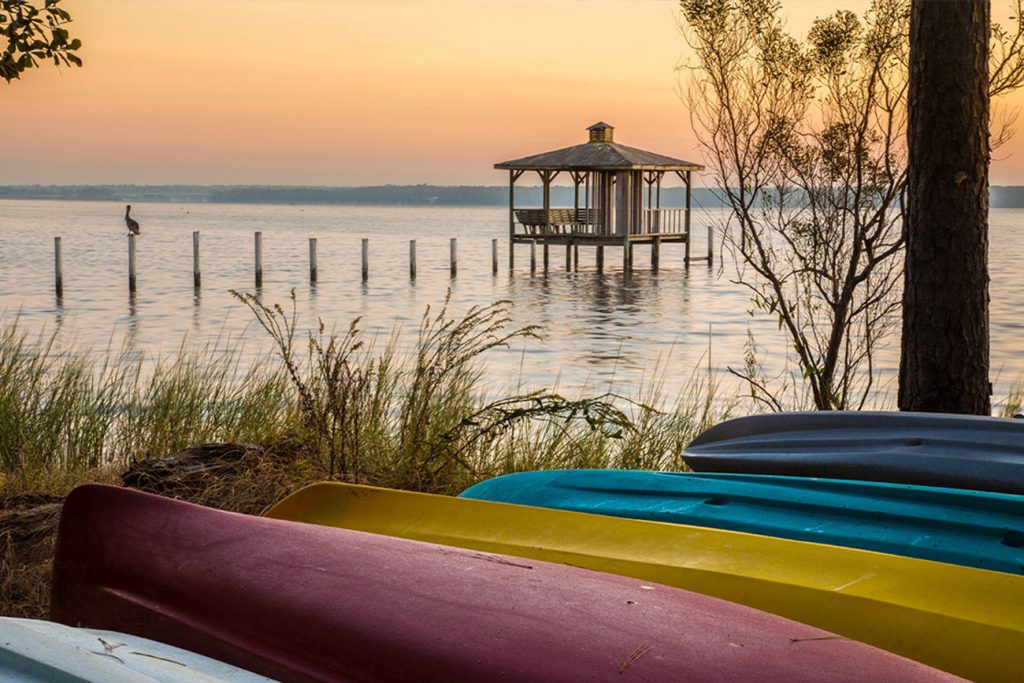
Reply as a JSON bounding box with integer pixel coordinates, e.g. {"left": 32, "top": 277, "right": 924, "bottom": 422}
{"left": 587, "top": 122, "right": 614, "bottom": 143}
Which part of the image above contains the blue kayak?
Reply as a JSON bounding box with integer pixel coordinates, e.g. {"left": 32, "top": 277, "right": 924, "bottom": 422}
{"left": 682, "top": 411, "right": 1024, "bottom": 495}
{"left": 460, "top": 469, "right": 1024, "bottom": 575}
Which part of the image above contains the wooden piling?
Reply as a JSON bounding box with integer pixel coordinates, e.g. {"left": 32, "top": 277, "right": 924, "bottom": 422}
{"left": 128, "top": 233, "right": 137, "bottom": 293}
{"left": 450, "top": 238, "right": 457, "bottom": 277}
{"left": 530, "top": 239, "right": 537, "bottom": 273}
{"left": 192, "top": 231, "right": 201, "bottom": 288}
{"left": 596, "top": 245, "right": 604, "bottom": 273}
{"left": 361, "top": 238, "right": 369, "bottom": 281}
{"left": 254, "top": 232, "right": 263, "bottom": 287}
{"left": 622, "top": 239, "right": 631, "bottom": 273}
{"left": 410, "top": 239, "right": 417, "bottom": 279}
{"left": 685, "top": 230, "right": 691, "bottom": 269}
{"left": 309, "top": 237, "right": 318, "bottom": 283}
{"left": 54, "top": 236, "right": 63, "bottom": 297}
{"left": 491, "top": 239, "right": 498, "bottom": 275}
{"left": 543, "top": 244, "right": 549, "bottom": 271}
{"left": 652, "top": 235, "right": 661, "bottom": 270}
{"left": 573, "top": 244, "right": 579, "bottom": 271}
{"left": 565, "top": 243, "right": 572, "bottom": 271}
{"left": 707, "top": 225, "right": 714, "bottom": 266}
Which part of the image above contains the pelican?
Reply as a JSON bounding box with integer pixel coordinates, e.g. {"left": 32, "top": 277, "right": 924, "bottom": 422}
{"left": 125, "top": 205, "right": 140, "bottom": 235}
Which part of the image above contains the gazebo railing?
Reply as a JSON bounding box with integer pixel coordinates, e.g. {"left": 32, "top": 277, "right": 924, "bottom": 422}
{"left": 640, "top": 208, "right": 687, "bottom": 234}
{"left": 513, "top": 207, "right": 689, "bottom": 237}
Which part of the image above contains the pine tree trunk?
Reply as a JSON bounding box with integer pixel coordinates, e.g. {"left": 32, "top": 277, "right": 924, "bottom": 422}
{"left": 900, "top": 0, "right": 991, "bottom": 415}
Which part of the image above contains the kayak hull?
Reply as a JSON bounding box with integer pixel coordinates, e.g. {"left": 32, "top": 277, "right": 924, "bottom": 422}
{"left": 683, "top": 411, "right": 1024, "bottom": 494}
{"left": 459, "top": 469, "right": 1024, "bottom": 574}
{"left": 268, "top": 481, "right": 1024, "bottom": 682}
{"left": 49, "top": 485, "right": 952, "bottom": 683}
{"left": 0, "top": 617, "right": 274, "bottom": 683}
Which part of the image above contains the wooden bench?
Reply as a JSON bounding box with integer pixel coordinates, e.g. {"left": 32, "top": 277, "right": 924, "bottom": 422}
{"left": 514, "top": 208, "right": 597, "bottom": 234}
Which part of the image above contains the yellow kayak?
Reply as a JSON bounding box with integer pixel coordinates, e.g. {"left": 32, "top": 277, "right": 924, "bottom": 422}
{"left": 268, "top": 482, "right": 1024, "bottom": 681}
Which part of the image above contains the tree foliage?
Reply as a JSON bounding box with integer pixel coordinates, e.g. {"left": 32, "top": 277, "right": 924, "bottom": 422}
{"left": 1, "top": 0, "right": 81, "bottom": 83}
{"left": 679, "top": 0, "right": 1024, "bottom": 410}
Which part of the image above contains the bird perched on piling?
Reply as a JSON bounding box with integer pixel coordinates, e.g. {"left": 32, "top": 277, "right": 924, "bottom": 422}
{"left": 125, "top": 205, "right": 141, "bottom": 235}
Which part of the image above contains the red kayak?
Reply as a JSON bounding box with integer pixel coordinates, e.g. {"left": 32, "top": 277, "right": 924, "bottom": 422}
{"left": 50, "top": 485, "right": 958, "bottom": 682}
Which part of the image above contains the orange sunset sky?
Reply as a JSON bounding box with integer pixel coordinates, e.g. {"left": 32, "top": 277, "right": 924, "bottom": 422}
{"left": 4, "top": 0, "right": 1024, "bottom": 186}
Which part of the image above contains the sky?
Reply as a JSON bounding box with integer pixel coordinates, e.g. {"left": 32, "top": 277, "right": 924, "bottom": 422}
{"left": 4, "top": 0, "right": 1024, "bottom": 186}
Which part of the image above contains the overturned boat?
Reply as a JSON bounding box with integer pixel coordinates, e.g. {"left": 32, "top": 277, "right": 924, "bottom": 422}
{"left": 683, "top": 411, "right": 1024, "bottom": 494}
{"left": 459, "top": 469, "right": 1024, "bottom": 574}
{"left": 49, "top": 485, "right": 955, "bottom": 682}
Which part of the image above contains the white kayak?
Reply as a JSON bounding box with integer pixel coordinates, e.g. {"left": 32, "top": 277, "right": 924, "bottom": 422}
{"left": 0, "top": 617, "right": 275, "bottom": 683}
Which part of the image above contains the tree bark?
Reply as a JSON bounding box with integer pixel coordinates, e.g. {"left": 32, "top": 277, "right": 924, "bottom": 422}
{"left": 900, "top": 0, "right": 991, "bottom": 415}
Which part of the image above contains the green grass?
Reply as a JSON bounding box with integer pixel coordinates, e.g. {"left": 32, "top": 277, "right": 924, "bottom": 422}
{"left": 0, "top": 295, "right": 736, "bottom": 497}
{"left": 7, "top": 295, "right": 1022, "bottom": 500}
{"left": 0, "top": 321, "right": 296, "bottom": 493}
{"left": 999, "top": 377, "right": 1024, "bottom": 418}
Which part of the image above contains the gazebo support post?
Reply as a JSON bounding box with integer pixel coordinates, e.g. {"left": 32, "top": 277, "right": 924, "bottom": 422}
{"left": 685, "top": 169, "right": 692, "bottom": 240}
{"left": 585, "top": 173, "right": 591, "bottom": 233}
{"left": 572, "top": 172, "right": 582, "bottom": 218}
{"left": 541, "top": 170, "right": 552, "bottom": 236}
{"left": 655, "top": 171, "right": 664, "bottom": 232}
{"left": 678, "top": 170, "right": 693, "bottom": 268}
{"left": 508, "top": 170, "right": 517, "bottom": 270}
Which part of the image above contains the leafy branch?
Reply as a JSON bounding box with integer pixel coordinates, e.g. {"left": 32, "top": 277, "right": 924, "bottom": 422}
{"left": 1, "top": 0, "right": 82, "bottom": 83}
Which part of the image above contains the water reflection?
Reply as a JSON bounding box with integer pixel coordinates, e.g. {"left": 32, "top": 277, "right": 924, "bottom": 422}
{"left": 3, "top": 200, "right": 1022, "bottom": 402}
{"left": 119, "top": 292, "right": 141, "bottom": 359}
{"left": 52, "top": 297, "right": 65, "bottom": 336}
{"left": 192, "top": 288, "right": 202, "bottom": 332}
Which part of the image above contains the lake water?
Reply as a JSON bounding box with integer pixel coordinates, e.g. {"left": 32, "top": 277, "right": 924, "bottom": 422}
{"left": 1, "top": 199, "right": 1022, "bottom": 409}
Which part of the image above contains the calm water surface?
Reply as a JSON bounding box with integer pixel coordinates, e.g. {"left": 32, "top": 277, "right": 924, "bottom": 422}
{"left": 1, "top": 200, "right": 1022, "bottom": 409}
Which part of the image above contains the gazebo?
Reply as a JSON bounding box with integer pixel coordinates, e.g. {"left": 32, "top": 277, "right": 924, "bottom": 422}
{"left": 495, "top": 122, "right": 703, "bottom": 271}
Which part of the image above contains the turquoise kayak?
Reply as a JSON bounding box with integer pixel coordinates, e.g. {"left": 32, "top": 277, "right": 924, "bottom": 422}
{"left": 460, "top": 469, "right": 1024, "bottom": 575}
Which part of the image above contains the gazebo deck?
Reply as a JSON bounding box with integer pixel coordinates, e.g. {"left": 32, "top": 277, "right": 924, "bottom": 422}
{"left": 511, "top": 233, "right": 688, "bottom": 246}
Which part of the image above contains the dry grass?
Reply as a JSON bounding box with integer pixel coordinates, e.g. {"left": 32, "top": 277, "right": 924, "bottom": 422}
{"left": 0, "top": 294, "right": 737, "bottom": 620}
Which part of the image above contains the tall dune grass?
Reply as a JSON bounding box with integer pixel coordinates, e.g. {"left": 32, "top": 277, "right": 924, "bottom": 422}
{"left": 7, "top": 295, "right": 1024, "bottom": 501}
{"left": 0, "top": 296, "right": 735, "bottom": 497}
{"left": 999, "top": 377, "right": 1024, "bottom": 418}
{"left": 0, "top": 321, "right": 295, "bottom": 493}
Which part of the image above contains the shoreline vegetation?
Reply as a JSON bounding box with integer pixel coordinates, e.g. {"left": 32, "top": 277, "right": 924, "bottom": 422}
{"left": 0, "top": 294, "right": 733, "bottom": 619}
{"left": 2, "top": 294, "right": 1021, "bottom": 620}
{"left": 0, "top": 184, "right": 706, "bottom": 207}
{"left": 5, "top": 184, "right": 1024, "bottom": 208}
{"left": 0, "top": 294, "right": 733, "bottom": 497}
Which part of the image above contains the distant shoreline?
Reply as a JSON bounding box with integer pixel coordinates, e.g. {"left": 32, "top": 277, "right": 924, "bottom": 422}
{"left": 0, "top": 184, "right": 730, "bottom": 209}
{"left": 4, "top": 185, "right": 1024, "bottom": 209}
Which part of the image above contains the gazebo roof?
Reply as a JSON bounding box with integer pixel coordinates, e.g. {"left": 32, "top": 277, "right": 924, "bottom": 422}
{"left": 494, "top": 123, "right": 703, "bottom": 172}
